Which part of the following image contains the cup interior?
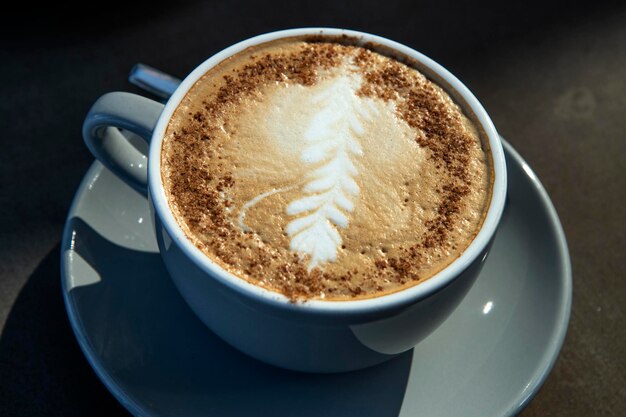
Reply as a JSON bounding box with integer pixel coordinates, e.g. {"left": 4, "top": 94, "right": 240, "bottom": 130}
{"left": 148, "top": 28, "right": 507, "bottom": 315}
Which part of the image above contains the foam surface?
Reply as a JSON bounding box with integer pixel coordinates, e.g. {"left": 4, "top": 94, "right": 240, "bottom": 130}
{"left": 161, "top": 37, "right": 493, "bottom": 300}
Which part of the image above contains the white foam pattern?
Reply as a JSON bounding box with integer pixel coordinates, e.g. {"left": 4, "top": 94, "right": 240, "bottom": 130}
{"left": 284, "top": 72, "right": 378, "bottom": 270}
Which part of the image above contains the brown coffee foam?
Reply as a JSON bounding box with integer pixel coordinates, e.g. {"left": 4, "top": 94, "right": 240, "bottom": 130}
{"left": 161, "top": 38, "right": 493, "bottom": 301}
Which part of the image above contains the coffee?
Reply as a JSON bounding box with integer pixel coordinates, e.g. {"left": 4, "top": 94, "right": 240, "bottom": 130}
{"left": 161, "top": 36, "right": 493, "bottom": 301}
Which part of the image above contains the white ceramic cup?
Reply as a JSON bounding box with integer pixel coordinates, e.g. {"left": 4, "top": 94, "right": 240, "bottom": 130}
{"left": 82, "top": 28, "right": 507, "bottom": 373}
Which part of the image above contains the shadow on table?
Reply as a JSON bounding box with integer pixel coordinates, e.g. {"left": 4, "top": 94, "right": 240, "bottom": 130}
{"left": 2, "top": 217, "right": 414, "bottom": 416}
{"left": 0, "top": 243, "right": 129, "bottom": 416}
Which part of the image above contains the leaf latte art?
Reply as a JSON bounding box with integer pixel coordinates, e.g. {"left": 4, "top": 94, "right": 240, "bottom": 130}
{"left": 161, "top": 38, "right": 493, "bottom": 300}
{"left": 237, "top": 72, "right": 379, "bottom": 270}
{"left": 280, "top": 74, "right": 376, "bottom": 270}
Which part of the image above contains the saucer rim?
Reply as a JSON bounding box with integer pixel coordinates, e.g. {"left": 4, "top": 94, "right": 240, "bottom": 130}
{"left": 496, "top": 140, "right": 572, "bottom": 416}
{"left": 61, "top": 138, "right": 572, "bottom": 417}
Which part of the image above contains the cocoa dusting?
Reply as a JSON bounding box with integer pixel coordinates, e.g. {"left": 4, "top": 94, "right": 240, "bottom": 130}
{"left": 352, "top": 48, "right": 475, "bottom": 249}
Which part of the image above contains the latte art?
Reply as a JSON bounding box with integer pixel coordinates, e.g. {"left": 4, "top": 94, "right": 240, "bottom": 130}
{"left": 161, "top": 37, "right": 493, "bottom": 301}
{"left": 245, "top": 70, "right": 380, "bottom": 270}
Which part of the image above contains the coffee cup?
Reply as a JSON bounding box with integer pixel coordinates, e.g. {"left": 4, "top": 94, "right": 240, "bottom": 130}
{"left": 82, "top": 28, "right": 507, "bottom": 373}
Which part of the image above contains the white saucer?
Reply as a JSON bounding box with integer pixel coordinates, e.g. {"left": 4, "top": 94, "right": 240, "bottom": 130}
{"left": 61, "top": 138, "right": 571, "bottom": 417}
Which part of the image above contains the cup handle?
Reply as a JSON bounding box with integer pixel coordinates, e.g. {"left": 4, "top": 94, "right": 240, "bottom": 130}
{"left": 82, "top": 92, "right": 165, "bottom": 193}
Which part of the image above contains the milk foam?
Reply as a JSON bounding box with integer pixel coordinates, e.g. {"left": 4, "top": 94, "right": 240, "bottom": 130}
{"left": 234, "top": 64, "right": 418, "bottom": 271}
{"left": 161, "top": 38, "right": 493, "bottom": 301}
{"left": 239, "top": 68, "right": 379, "bottom": 270}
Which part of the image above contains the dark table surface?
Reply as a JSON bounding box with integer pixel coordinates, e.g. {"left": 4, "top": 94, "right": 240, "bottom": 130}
{"left": 1, "top": 1, "right": 625, "bottom": 415}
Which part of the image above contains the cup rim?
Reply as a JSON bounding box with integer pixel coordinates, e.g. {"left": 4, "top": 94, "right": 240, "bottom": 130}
{"left": 148, "top": 27, "right": 507, "bottom": 315}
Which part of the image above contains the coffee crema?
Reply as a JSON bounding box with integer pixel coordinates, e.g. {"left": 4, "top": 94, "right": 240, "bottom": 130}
{"left": 161, "top": 36, "right": 493, "bottom": 301}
